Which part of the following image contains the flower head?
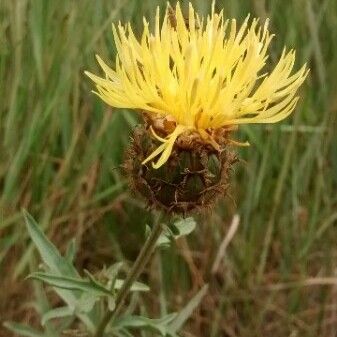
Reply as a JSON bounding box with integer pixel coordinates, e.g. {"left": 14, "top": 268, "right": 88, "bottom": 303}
{"left": 86, "top": 2, "right": 308, "bottom": 169}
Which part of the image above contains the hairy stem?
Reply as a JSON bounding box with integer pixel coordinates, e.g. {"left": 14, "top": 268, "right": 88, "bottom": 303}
{"left": 94, "top": 218, "right": 164, "bottom": 337}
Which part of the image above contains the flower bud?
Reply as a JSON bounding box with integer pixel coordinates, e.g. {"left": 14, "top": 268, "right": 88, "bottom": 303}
{"left": 124, "top": 123, "right": 237, "bottom": 215}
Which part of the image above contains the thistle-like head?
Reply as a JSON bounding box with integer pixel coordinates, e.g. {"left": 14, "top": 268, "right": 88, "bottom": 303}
{"left": 86, "top": 2, "right": 308, "bottom": 213}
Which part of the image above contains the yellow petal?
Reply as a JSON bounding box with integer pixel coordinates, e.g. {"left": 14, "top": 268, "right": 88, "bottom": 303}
{"left": 142, "top": 125, "right": 187, "bottom": 168}
{"left": 85, "top": 2, "right": 308, "bottom": 169}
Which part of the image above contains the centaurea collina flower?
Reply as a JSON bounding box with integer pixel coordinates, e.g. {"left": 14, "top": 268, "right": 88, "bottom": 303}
{"left": 86, "top": 3, "right": 308, "bottom": 213}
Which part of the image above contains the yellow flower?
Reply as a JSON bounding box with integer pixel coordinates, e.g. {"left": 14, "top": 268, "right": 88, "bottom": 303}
{"left": 85, "top": 2, "right": 308, "bottom": 169}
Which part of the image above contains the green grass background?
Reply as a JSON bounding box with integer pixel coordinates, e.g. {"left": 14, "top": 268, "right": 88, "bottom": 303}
{"left": 1, "top": 0, "right": 337, "bottom": 336}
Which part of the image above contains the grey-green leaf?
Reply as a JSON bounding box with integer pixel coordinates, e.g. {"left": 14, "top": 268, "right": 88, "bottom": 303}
{"left": 172, "top": 217, "right": 196, "bottom": 238}
{"left": 28, "top": 272, "right": 112, "bottom": 296}
{"left": 77, "top": 292, "right": 99, "bottom": 313}
{"left": 41, "top": 307, "right": 74, "bottom": 326}
{"left": 105, "top": 262, "right": 124, "bottom": 280}
{"left": 108, "top": 296, "right": 116, "bottom": 312}
{"left": 114, "top": 279, "right": 150, "bottom": 292}
{"left": 157, "top": 217, "right": 196, "bottom": 248}
{"left": 65, "top": 239, "right": 77, "bottom": 263}
{"left": 156, "top": 227, "right": 174, "bottom": 247}
{"left": 23, "top": 210, "right": 78, "bottom": 278}
{"left": 116, "top": 314, "right": 177, "bottom": 336}
{"left": 22, "top": 211, "right": 96, "bottom": 333}
{"left": 29, "top": 272, "right": 149, "bottom": 296}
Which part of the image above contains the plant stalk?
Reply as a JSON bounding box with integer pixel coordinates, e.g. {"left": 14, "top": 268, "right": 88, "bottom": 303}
{"left": 94, "top": 219, "right": 164, "bottom": 337}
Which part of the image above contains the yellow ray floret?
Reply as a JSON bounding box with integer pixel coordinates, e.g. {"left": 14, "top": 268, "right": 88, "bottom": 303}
{"left": 85, "top": 2, "right": 309, "bottom": 168}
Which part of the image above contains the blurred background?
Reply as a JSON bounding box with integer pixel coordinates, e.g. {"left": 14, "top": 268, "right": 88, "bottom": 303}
{"left": 0, "top": 0, "right": 336, "bottom": 336}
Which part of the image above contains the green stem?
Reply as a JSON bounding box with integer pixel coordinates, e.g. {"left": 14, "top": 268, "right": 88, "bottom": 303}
{"left": 94, "top": 218, "right": 164, "bottom": 337}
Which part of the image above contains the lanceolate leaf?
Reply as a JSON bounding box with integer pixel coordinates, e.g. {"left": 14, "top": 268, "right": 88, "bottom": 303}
{"left": 23, "top": 210, "right": 78, "bottom": 278}
{"left": 29, "top": 272, "right": 112, "bottom": 296}
{"left": 22, "top": 211, "right": 95, "bottom": 333}
{"left": 65, "top": 239, "right": 77, "bottom": 263}
{"left": 77, "top": 292, "right": 100, "bottom": 313}
{"left": 23, "top": 211, "right": 79, "bottom": 309}
{"left": 115, "top": 314, "right": 177, "bottom": 336}
{"left": 41, "top": 307, "right": 74, "bottom": 326}
{"left": 114, "top": 279, "right": 150, "bottom": 292}
{"left": 29, "top": 272, "right": 150, "bottom": 295}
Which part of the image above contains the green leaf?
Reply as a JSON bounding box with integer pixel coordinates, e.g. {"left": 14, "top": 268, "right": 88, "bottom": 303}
{"left": 172, "top": 217, "right": 196, "bottom": 238}
{"left": 104, "top": 262, "right": 124, "bottom": 280}
{"left": 28, "top": 272, "right": 112, "bottom": 296}
{"left": 3, "top": 322, "right": 44, "bottom": 337}
{"left": 156, "top": 227, "right": 174, "bottom": 247}
{"left": 115, "top": 329, "right": 136, "bottom": 337}
{"left": 23, "top": 211, "right": 78, "bottom": 306}
{"left": 169, "top": 284, "right": 208, "bottom": 332}
{"left": 157, "top": 217, "right": 197, "bottom": 248}
{"left": 65, "top": 239, "right": 77, "bottom": 263}
{"left": 41, "top": 307, "right": 74, "bottom": 326}
{"left": 77, "top": 292, "right": 99, "bottom": 313}
{"left": 85, "top": 269, "right": 150, "bottom": 292}
{"left": 104, "top": 262, "right": 123, "bottom": 291}
{"left": 29, "top": 272, "right": 149, "bottom": 295}
{"left": 116, "top": 314, "right": 177, "bottom": 336}
{"left": 108, "top": 296, "right": 116, "bottom": 312}
{"left": 22, "top": 211, "right": 95, "bottom": 333}
{"left": 145, "top": 224, "right": 151, "bottom": 238}
{"left": 23, "top": 210, "right": 78, "bottom": 278}
{"left": 114, "top": 279, "right": 150, "bottom": 292}
{"left": 31, "top": 278, "right": 59, "bottom": 337}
